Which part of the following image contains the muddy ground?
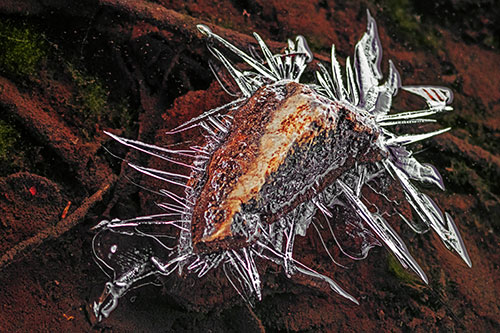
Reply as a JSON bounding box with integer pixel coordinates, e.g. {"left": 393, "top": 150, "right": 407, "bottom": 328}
{"left": 0, "top": 0, "right": 499, "bottom": 332}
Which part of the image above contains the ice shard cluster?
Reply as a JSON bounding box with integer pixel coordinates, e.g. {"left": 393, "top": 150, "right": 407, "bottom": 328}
{"left": 92, "top": 11, "right": 471, "bottom": 320}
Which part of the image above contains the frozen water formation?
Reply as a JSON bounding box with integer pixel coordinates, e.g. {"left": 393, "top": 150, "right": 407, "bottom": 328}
{"left": 92, "top": 11, "right": 471, "bottom": 320}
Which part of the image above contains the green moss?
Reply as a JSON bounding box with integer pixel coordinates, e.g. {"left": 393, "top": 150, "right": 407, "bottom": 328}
{"left": 64, "top": 63, "right": 137, "bottom": 138}
{"left": 0, "top": 118, "right": 32, "bottom": 177}
{"left": 483, "top": 34, "right": 499, "bottom": 50}
{"left": 446, "top": 158, "right": 495, "bottom": 199}
{"left": 374, "top": 0, "right": 440, "bottom": 50}
{"left": 0, "top": 119, "right": 19, "bottom": 161}
{"left": 306, "top": 36, "right": 331, "bottom": 55}
{"left": 0, "top": 19, "right": 46, "bottom": 76}
{"left": 446, "top": 159, "right": 471, "bottom": 189}
{"left": 108, "top": 99, "right": 137, "bottom": 136}
{"left": 80, "top": 79, "right": 107, "bottom": 118}
{"left": 444, "top": 107, "right": 500, "bottom": 155}
{"left": 67, "top": 64, "right": 108, "bottom": 119}
{"left": 387, "top": 253, "right": 419, "bottom": 284}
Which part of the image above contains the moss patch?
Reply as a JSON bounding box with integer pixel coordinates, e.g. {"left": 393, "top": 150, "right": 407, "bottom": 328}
{"left": 387, "top": 253, "right": 420, "bottom": 284}
{"left": 108, "top": 99, "right": 137, "bottom": 136}
{"left": 67, "top": 63, "right": 108, "bottom": 120}
{"left": 0, "top": 117, "right": 37, "bottom": 177}
{"left": 0, "top": 119, "right": 19, "bottom": 162}
{"left": 446, "top": 158, "right": 496, "bottom": 198}
{"left": 0, "top": 19, "right": 46, "bottom": 76}
{"left": 446, "top": 159, "right": 471, "bottom": 191}
{"left": 373, "top": 0, "right": 440, "bottom": 50}
{"left": 64, "top": 62, "right": 137, "bottom": 139}
{"left": 306, "top": 35, "right": 331, "bottom": 55}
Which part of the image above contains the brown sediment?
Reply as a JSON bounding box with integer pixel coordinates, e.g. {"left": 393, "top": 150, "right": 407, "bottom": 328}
{"left": 0, "top": 0, "right": 498, "bottom": 332}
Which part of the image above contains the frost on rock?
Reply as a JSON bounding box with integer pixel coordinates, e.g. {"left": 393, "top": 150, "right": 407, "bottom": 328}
{"left": 92, "top": 10, "right": 471, "bottom": 320}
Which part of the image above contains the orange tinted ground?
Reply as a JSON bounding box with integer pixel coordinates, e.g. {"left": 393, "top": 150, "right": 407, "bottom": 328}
{"left": 0, "top": 0, "right": 498, "bottom": 332}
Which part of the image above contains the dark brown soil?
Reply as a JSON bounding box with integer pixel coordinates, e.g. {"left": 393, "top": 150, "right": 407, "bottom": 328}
{"left": 0, "top": 0, "right": 498, "bottom": 332}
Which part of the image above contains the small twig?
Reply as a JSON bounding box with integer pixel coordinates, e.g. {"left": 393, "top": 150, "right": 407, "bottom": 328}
{"left": 0, "top": 180, "right": 115, "bottom": 271}
{"left": 245, "top": 304, "right": 265, "bottom": 333}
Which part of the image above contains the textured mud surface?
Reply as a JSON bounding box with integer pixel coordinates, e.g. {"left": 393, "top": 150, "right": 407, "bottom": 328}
{"left": 0, "top": 0, "right": 499, "bottom": 331}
